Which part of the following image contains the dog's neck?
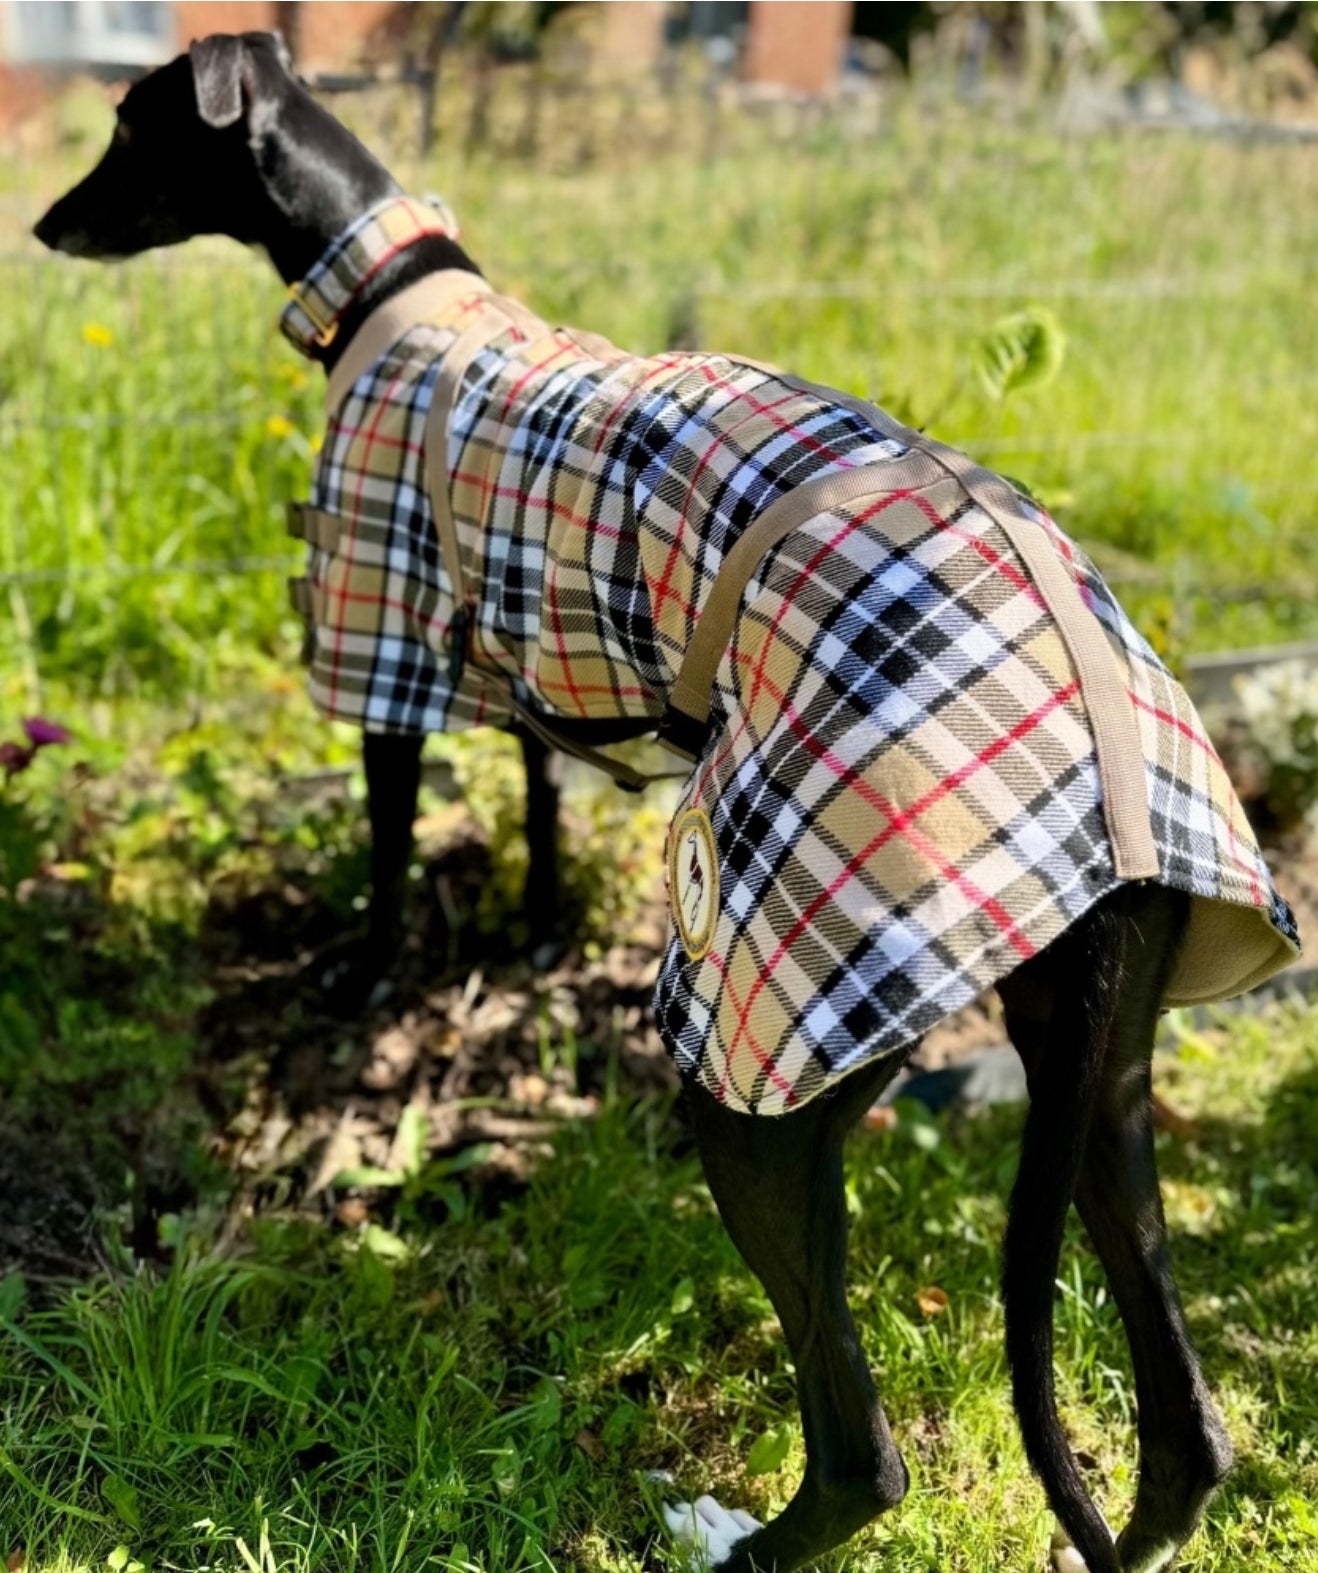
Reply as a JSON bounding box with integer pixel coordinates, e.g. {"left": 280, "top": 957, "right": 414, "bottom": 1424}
{"left": 249, "top": 82, "right": 480, "bottom": 368}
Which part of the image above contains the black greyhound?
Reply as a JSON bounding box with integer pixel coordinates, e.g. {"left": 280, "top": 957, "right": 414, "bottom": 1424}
{"left": 36, "top": 34, "right": 1237, "bottom": 1573}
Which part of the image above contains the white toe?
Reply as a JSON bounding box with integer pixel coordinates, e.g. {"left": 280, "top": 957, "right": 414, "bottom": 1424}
{"left": 664, "top": 1501, "right": 700, "bottom": 1541}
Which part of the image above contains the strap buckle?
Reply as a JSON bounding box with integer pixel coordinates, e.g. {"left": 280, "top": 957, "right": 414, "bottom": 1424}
{"left": 655, "top": 703, "right": 709, "bottom": 763}
{"left": 287, "top": 281, "right": 339, "bottom": 349}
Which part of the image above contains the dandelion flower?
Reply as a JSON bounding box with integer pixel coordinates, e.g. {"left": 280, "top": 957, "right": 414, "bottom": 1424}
{"left": 266, "top": 414, "right": 296, "bottom": 440}
{"left": 81, "top": 322, "right": 115, "bottom": 347}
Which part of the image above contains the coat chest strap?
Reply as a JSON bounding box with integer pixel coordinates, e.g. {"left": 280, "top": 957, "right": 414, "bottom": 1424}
{"left": 420, "top": 311, "right": 675, "bottom": 795}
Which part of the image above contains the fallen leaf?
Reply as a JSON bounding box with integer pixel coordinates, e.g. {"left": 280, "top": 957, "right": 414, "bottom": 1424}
{"left": 509, "top": 1071, "right": 549, "bottom": 1106}
{"left": 864, "top": 1105, "right": 897, "bottom": 1132}
{"left": 361, "top": 1026, "right": 419, "bottom": 1092}
{"left": 335, "top": 1197, "right": 369, "bottom": 1227}
{"left": 574, "top": 1428, "right": 604, "bottom": 1462}
{"left": 915, "top": 1286, "right": 950, "bottom": 1318}
{"left": 7, "top": 1548, "right": 26, "bottom": 1572}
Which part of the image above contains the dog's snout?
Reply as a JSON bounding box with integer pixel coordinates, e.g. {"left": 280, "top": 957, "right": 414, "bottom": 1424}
{"left": 33, "top": 202, "right": 82, "bottom": 255}
{"left": 34, "top": 197, "right": 115, "bottom": 259}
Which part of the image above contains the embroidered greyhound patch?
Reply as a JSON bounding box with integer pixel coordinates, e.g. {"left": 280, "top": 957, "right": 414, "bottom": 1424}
{"left": 671, "top": 807, "right": 718, "bottom": 961}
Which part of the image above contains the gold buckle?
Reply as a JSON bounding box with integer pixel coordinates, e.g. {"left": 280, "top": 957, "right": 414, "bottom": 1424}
{"left": 287, "top": 282, "right": 339, "bottom": 349}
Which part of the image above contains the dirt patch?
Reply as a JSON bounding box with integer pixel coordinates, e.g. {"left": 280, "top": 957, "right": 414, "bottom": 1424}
{"left": 8, "top": 814, "right": 1313, "bottom": 1288}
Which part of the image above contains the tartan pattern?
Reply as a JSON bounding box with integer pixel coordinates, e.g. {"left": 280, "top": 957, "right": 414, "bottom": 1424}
{"left": 280, "top": 195, "right": 460, "bottom": 355}
{"left": 653, "top": 477, "right": 1297, "bottom": 1112}
{"left": 287, "top": 205, "right": 1298, "bottom": 1116}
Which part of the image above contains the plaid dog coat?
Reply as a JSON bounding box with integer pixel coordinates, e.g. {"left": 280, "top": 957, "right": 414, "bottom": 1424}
{"left": 285, "top": 197, "right": 1299, "bottom": 1116}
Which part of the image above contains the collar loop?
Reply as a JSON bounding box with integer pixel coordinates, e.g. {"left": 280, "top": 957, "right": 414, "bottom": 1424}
{"left": 279, "top": 193, "right": 462, "bottom": 357}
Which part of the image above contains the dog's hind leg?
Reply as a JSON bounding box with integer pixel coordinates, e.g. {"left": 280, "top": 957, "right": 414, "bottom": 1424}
{"left": 673, "top": 1052, "right": 910, "bottom": 1573}
{"left": 999, "top": 885, "right": 1232, "bottom": 1573}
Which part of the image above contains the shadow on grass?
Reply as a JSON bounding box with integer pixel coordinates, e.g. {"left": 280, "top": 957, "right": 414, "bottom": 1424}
{"left": 0, "top": 840, "right": 679, "bottom": 1292}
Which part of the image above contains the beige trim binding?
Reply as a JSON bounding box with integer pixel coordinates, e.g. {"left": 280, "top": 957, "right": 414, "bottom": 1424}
{"left": 325, "top": 271, "right": 494, "bottom": 416}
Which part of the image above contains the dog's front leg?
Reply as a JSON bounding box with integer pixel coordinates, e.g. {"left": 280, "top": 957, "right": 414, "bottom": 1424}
{"left": 670, "top": 1054, "right": 911, "bottom": 1573}
{"left": 319, "top": 730, "right": 423, "bottom": 1011}
{"left": 364, "top": 728, "right": 425, "bottom": 966}
{"left": 518, "top": 728, "right": 562, "bottom": 947}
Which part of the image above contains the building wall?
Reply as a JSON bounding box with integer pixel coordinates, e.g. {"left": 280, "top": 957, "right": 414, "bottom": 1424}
{"left": 592, "top": 1, "right": 669, "bottom": 73}
{"left": 282, "top": 1, "right": 402, "bottom": 71}
{"left": 0, "top": 63, "right": 48, "bottom": 134}
{"left": 743, "top": 0, "right": 850, "bottom": 94}
{"left": 173, "top": 1, "right": 402, "bottom": 71}
{"left": 173, "top": 1, "right": 279, "bottom": 48}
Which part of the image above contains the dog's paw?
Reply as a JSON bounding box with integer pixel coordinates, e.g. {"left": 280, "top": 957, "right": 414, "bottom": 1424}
{"left": 663, "top": 1495, "right": 761, "bottom": 1568}
{"left": 310, "top": 935, "right": 395, "bottom": 1015}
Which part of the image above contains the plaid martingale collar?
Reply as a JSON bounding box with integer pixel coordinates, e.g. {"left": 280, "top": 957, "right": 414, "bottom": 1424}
{"left": 280, "top": 194, "right": 462, "bottom": 355}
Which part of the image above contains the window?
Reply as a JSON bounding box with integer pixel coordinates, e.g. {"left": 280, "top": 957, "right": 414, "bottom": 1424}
{"left": 4, "top": 0, "right": 173, "bottom": 68}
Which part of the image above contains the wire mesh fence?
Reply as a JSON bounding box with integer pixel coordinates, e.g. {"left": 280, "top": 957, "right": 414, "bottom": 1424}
{"left": 2, "top": 61, "right": 1316, "bottom": 703}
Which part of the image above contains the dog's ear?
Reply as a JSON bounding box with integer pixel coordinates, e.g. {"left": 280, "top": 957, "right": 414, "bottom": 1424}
{"left": 190, "top": 35, "right": 245, "bottom": 128}
{"left": 257, "top": 30, "right": 294, "bottom": 74}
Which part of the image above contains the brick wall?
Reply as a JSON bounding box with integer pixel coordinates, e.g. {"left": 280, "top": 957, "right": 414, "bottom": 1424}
{"left": 743, "top": 0, "right": 850, "bottom": 94}
{"left": 173, "top": 2, "right": 279, "bottom": 48}
{"left": 173, "top": 1, "right": 403, "bottom": 72}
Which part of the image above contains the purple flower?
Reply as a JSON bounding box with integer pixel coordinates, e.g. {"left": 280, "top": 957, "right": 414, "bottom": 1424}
{"left": 22, "top": 716, "right": 72, "bottom": 748}
{"left": 0, "top": 740, "right": 33, "bottom": 777}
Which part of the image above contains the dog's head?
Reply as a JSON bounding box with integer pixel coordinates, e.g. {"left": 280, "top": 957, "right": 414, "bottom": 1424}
{"left": 33, "top": 32, "right": 294, "bottom": 259}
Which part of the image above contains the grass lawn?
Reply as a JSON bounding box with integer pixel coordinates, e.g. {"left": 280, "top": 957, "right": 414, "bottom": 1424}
{"left": 2, "top": 81, "right": 1317, "bottom": 1573}
{"left": 1, "top": 989, "right": 1315, "bottom": 1572}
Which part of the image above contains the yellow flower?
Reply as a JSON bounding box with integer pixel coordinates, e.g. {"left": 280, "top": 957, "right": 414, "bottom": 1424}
{"left": 81, "top": 322, "right": 114, "bottom": 348}
{"left": 309, "top": 433, "right": 323, "bottom": 455}
{"left": 266, "top": 414, "right": 296, "bottom": 440}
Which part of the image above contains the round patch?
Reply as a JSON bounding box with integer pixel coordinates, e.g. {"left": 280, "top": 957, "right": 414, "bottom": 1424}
{"left": 670, "top": 806, "right": 719, "bottom": 961}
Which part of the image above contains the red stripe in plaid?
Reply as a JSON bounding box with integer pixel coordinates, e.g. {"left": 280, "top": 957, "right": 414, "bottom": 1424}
{"left": 1130, "top": 690, "right": 1264, "bottom": 900}
{"left": 700, "top": 944, "right": 800, "bottom": 1106}
{"left": 714, "top": 680, "right": 1074, "bottom": 1102}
